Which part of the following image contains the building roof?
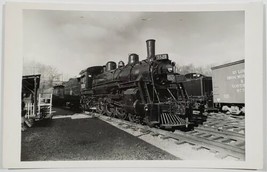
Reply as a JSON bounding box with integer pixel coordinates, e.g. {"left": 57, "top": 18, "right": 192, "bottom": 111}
{"left": 211, "top": 59, "right": 245, "bottom": 70}
{"left": 22, "top": 74, "right": 41, "bottom": 92}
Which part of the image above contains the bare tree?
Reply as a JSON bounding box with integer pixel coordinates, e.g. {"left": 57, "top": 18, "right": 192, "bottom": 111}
{"left": 23, "top": 61, "right": 61, "bottom": 92}
{"left": 176, "top": 63, "right": 214, "bottom": 76}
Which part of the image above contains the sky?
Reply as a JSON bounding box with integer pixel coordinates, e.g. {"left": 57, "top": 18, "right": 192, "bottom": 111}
{"left": 23, "top": 10, "right": 244, "bottom": 80}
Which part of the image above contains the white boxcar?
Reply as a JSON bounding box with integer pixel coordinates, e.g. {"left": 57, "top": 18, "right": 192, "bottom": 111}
{"left": 211, "top": 60, "right": 245, "bottom": 113}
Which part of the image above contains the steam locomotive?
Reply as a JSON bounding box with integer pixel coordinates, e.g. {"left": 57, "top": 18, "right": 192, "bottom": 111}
{"left": 79, "top": 39, "right": 193, "bottom": 129}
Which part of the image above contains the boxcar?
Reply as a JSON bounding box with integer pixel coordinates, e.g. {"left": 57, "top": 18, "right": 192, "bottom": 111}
{"left": 211, "top": 59, "right": 245, "bottom": 114}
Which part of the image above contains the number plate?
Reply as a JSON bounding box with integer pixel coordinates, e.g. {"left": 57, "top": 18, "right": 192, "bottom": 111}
{"left": 155, "top": 54, "right": 169, "bottom": 60}
{"left": 167, "top": 75, "right": 175, "bottom": 81}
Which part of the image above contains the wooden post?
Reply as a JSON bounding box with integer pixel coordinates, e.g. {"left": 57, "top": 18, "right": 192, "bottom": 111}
{"left": 50, "top": 94, "right": 52, "bottom": 114}
{"left": 38, "top": 94, "right": 41, "bottom": 115}
{"left": 33, "top": 77, "right": 36, "bottom": 116}
{"left": 27, "top": 103, "right": 29, "bottom": 119}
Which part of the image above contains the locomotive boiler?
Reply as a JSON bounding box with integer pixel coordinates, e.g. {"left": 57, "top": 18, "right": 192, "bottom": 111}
{"left": 80, "top": 39, "right": 192, "bottom": 129}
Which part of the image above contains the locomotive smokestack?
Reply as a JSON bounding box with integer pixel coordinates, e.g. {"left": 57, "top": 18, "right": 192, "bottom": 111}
{"left": 146, "top": 39, "right": 155, "bottom": 59}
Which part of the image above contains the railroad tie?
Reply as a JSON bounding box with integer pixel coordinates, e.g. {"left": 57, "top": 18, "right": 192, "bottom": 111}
{"left": 192, "top": 146, "right": 208, "bottom": 151}
{"left": 161, "top": 136, "right": 171, "bottom": 140}
{"left": 222, "top": 126, "right": 236, "bottom": 130}
{"left": 195, "top": 132, "right": 206, "bottom": 137}
{"left": 122, "top": 125, "right": 130, "bottom": 129}
{"left": 210, "top": 136, "right": 224, "bottom": 141}
{"left": 187, "top": 130, "right": 198, "bottom": 135}
{"left": 215, "top": 153, "right": 229, "bottom": 159}
{"left": 234, "top": 141, "right": 245, "bottom": 147}
{"left": 175, "top": 140, "right": 188, "bottom": 145}
{"left": 240, "top": 145, "right": 245, "bottom": 149}
{"left": 150, "top": 132, "right": 160, "bottom": 137}
{"left": 139, "top": 128, "right": 150, "bottom": 134}
{"left": 130, "top": 126, "right": 138, "bottom": 131}
{"left": 233, "top": 127, "right": 245, "bottom": 132}
{"left": 209, "top": 149, "right": 218, "bottom": 154}
{"left": 200, "top": 134, "right": 213, "bottom": 138}
{"left": 219, "top": 138, "right": 233, "bottom": 144}
{"left": 117, "top": 122, "right": 124, "bottom": 126}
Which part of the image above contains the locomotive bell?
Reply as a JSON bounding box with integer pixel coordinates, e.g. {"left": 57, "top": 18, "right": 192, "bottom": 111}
{"left": 128, "top": 53, "right": 139, "bottom": 65}
{"left": 146, "top": 39, "right": 155, "bottom": 59}
{"left": 118, "top": 61, "right": 125, "bottom": 68}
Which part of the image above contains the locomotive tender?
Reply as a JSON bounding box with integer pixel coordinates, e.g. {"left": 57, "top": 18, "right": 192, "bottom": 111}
{"left": 80, "top": 39, "right": 192, "bottom": 129}
{"left": 53, "top": 78, "right": 80, "bottom": 109}
{"left": 183, "top": 73, "right": 213, "bottom": 113}
{"left": 182, "top": 59, "right": 245, "bottom": 115}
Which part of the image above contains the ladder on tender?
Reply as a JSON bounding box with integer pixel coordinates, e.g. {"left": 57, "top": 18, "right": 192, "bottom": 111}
{"left": 38, "top": 94, "right": 53, "bottom": 118}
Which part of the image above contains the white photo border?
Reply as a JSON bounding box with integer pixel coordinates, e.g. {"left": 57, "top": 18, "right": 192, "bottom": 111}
{"left": 2, "top": 2, "right": 264, "bottom": 169}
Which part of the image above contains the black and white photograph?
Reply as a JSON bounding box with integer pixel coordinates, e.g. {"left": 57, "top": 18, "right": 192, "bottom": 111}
{"left": 1, "top": 1, "right": 264, "bottom": 170}
{"left": 21, "top": 10, "right": 245, "bottom": 161}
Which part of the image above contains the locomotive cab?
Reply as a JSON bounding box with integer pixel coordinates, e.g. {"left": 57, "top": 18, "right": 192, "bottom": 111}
{"left": 79, "top": 66, "right": 103, "bottom": 111}
{"left": 79, "top": 66, "right": 103, "bottom": 91}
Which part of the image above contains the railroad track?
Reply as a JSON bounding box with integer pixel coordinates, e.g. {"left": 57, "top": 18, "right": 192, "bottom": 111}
{"left": 202, "top": 112, "right": 245, "bottom": 135}
{"left": 90, "top": 112, "right": 245, "bottom": 160}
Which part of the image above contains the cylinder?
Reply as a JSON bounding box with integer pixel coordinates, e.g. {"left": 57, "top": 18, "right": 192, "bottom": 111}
{"left": 128, "top": 53, "right": 139, "bottom": 64}
{"left": 146, "top": 39, "right": 155, "bottom": 59}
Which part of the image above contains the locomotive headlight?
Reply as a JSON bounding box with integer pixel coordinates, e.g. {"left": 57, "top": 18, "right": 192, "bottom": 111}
{"left": 167, "top": 67, "right": 173, "bottom": 72}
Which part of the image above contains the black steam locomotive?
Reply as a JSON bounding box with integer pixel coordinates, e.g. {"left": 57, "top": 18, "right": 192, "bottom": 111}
{"left": 79, "top": 39, "right": 192, "bottom": 129}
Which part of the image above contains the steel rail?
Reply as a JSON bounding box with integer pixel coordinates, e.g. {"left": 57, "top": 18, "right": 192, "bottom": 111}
{"left": 96, "top": 113, "right": 245, "bottom": 160}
